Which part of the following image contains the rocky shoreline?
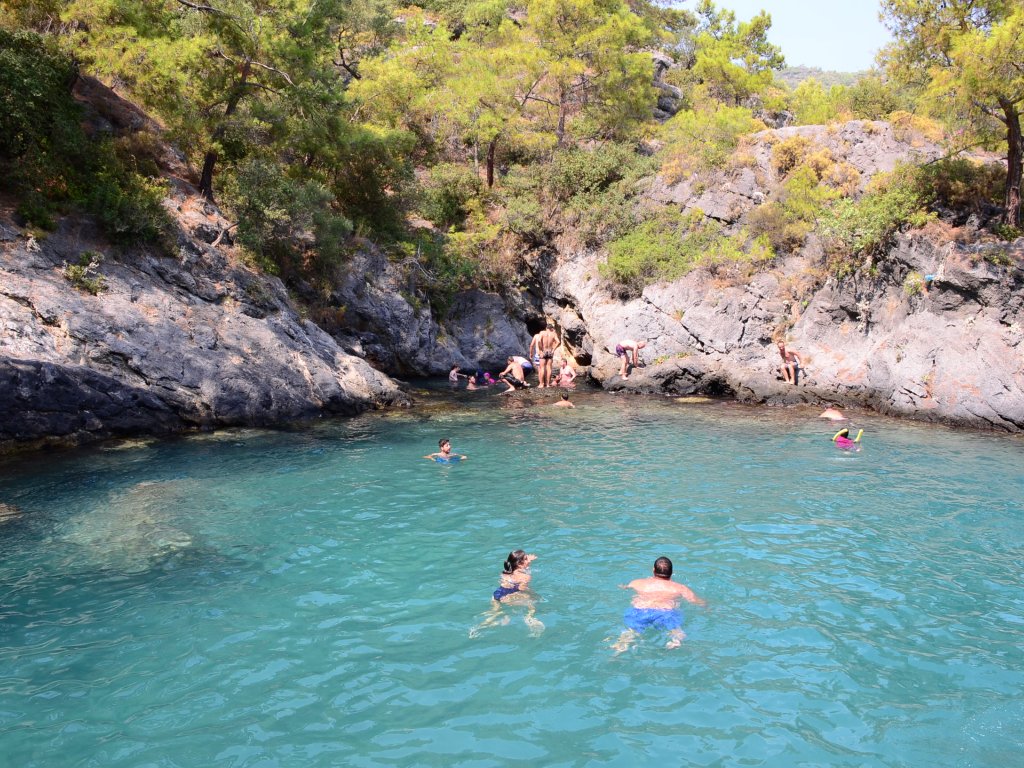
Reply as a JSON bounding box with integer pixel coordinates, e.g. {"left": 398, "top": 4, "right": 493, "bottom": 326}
{"left": 3, "top": 118, "right": 1023, "bottom": 453}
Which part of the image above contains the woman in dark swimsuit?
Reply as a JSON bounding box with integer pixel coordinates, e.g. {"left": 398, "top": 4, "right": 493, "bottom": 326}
{"left": 469, "top": 550, "right": 544, "bottom": 637}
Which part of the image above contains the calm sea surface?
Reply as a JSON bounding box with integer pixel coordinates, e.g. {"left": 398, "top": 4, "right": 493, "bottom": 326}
{"left": 1, "top": 387, "right": 1022, "bottom": 767}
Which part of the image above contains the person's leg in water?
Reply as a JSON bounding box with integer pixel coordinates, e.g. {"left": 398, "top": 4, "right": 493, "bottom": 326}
{"left": 523, "top": 602, "right": 545, "bottom": 637}
{"left": 611, "top": 628, "right": 639, "bottom": 655}
{"left": 666, "top": 627, "right": 686, "bottom": 649}
{"left": 469, "top": 601, "right": 509, "bottom": 638}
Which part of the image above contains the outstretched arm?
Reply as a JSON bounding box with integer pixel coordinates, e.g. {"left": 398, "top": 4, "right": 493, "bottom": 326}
{"left": 676, "top": 583, "right": 706, "bottom": 606}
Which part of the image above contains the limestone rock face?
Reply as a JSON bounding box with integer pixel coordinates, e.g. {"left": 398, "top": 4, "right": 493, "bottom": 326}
{"left": 0, "top": 195, "right": 406, "bottom": 451}
{"left": 328, "top": 246, "right": 531, "bottom": 376}
{"left": 529, "top": 121, "right": 1024, "bottom": 431}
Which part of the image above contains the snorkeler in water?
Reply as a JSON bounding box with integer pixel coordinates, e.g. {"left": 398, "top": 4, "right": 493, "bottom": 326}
{"left": 469, "top": 549, "right": 544, "bottom": 638}
{"left": 832, "top": 428, "right": 863, "bottom": 451}
{"left": 424, "top": 438, "right": 467, "bottom": 462}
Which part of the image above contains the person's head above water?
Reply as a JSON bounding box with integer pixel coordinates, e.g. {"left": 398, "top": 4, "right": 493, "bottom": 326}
{"left": 653, "top": 556, "right": 673, "bottom": 580}
{"left": 438, "top": 438, "right": 451, "bottom": 451}
{"left": 503, "top": 549, "right": 536, "bottom": 574}
{"left": 561, "top": 392, "right": 570, "bottom": 401}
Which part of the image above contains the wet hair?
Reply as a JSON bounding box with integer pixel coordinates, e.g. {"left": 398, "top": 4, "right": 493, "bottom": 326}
{"left": 438, "top": 438, "right": 450, "bottom": 449}
{"left": 561, "top": 392, "right": 570, "bottom": 401}
{"left": 507, "top": 356, "right": 514, "bottom": 363}
{"left": 503, "top": 549, "right": 529, "bottom": 574}
{"left": 654, "top": 556, "right": 673, "bottom": 579}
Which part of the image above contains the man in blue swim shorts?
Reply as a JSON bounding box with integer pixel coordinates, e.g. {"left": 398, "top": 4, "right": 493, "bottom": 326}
{"left": 613, "top": 556, "right": 705, "bottom": 654}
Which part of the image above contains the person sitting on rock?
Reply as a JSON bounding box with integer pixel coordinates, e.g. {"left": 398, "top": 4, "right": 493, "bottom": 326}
{"left": 776, "top": 341, "right": 802, "bottom": 385}
{"left": 498, "top": 357, "right": 531, "bottom": 394}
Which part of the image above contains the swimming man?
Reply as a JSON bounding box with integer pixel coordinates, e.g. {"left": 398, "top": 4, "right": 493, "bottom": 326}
{"left": 613, "top": 556, "right": 705, "bottom": 653}
{"left": 424, "top": 438, "right": 467, "bottom": 462}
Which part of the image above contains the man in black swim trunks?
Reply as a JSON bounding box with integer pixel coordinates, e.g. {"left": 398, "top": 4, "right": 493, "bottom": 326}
{"left": 529, "top": 320, "right": 560, "bottom": 388}
{"left": 498, "top": 356, "right": 531, "bottom": 395}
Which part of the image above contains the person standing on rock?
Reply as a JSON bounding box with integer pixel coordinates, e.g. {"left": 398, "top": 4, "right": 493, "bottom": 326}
{"left": 776, "top": 341, "right": 802, "bottom": 385}
{"left": 529, "top": 320, "right": 560, "bottom": 388}
{"left": 614, "top": 339, "right": 646, "bottom": 379}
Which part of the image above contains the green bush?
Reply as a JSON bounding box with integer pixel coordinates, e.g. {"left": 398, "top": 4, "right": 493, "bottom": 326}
{"left": 62, "top": 251, "right": 107, "bottom": 295}
{"left": 546, "top": 144, "right": 656, "bottom": 203}
{"left": 601, "top": 209, "right": 770, "bottom": 290}
{"left": 659, "top": 104, "right": 765, "bottom": 182}
{"left": 0, "top": 29, "right": 174, "bottom": 246}
{"left": 819, "top": 166, "right": 934, "bottom": 269}
{"left": 747, "top": 165, "right": 837, "bottom": 254}
{"left": 419, "top": 163, "right": 482, "bottom": 229}
{"left": 913, "top": 158, "right": 1004, "bottom": 215}
{"left": 226, "top": 157, "right": 352, "bottom": 279}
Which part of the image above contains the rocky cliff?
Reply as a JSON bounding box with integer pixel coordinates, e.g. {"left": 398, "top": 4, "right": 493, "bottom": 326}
{"left": 0, "top": 192, "right": 406, "bottom": 452}
{"left": 535, "top": 122, "right": 1024, "bottom": 431}
{"left": 329, "top": 120, "right": 1024, "bottom": 433}
{"left": 4, "top": 110, "right": 1023, "bottom": 452}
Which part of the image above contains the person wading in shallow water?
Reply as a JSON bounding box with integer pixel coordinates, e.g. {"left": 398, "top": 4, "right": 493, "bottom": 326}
{"left": 498, "top": 356, "right": 531, "bottom": 395}
{"left": 612, "top": 556, "right": 705, "bottom": 654}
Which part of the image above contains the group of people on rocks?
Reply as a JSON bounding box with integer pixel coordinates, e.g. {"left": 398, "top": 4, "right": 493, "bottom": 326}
{"left": 448, "top": 320, "right": 580, "bottom": 396}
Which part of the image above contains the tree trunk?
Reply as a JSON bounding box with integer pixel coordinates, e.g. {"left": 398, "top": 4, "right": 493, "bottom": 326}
{"left": 556, "top": 87, "right": 568, "bottom": 147}
{"left": 198, "top": 61, "right": 252, "bottom": 202}
{"left": 1002, "top": 99, "right": 1022, "bottom": 228}
{"left": 486, "top": 137, "right": 497, "bottom": 188}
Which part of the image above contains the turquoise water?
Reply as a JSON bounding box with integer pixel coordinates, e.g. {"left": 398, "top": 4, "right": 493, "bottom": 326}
{"left": 1, "top": 388, "right": 1023, "bottom": 767}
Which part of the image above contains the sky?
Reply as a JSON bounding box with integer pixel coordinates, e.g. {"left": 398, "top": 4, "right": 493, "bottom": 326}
{"left": 707, "top": 0, "right": 893, "bottom": 72}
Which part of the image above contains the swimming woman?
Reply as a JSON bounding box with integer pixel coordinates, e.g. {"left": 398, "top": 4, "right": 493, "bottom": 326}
{"left": 469, "top": 550, "right": 544, "bottom": 637}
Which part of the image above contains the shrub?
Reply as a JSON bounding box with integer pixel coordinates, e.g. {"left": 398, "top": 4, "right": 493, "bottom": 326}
{"left": 747, "top": 165, "right": 838, "bottom": 254}
{"left": 601, "top": 209, "right": 770, "bottom": 290}
{"left": 903, "top": 271, "right": 925, "bottom": 296}
{"left": 746, "top": 201, "right": 811, "bottom": 254}
{"left": 889, "top": 111, "right": 945, "bottom": 144}
{"left": 913, "top": 158, "right": 1004, "bottom": 215}
{"left": 771, "top": 135, "right": 812, "bottom": 177}
{"left": 819, "top": 165, "right": 934, "bottom": 268}
{"left": 547, "top": 144, "right": 655, "bottom": 202}
{"left": 659, "top": 104, "right": 765, "bottom": 183}
{"left": 419, "top": 163, "right": 482, "bottom": 229}
{"left": 1, "top": 29, "right": 174, "bottom": 247}
{"left": 62, "top": 252, "right": 107, "bottom": 295}
{"left": 226, "top": 157, "right": 352, "bottom": 279}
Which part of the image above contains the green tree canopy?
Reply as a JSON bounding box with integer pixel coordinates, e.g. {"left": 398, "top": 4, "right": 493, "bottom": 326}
{"left": 881, "top": 0, "right": 1024, "bottom": 226}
